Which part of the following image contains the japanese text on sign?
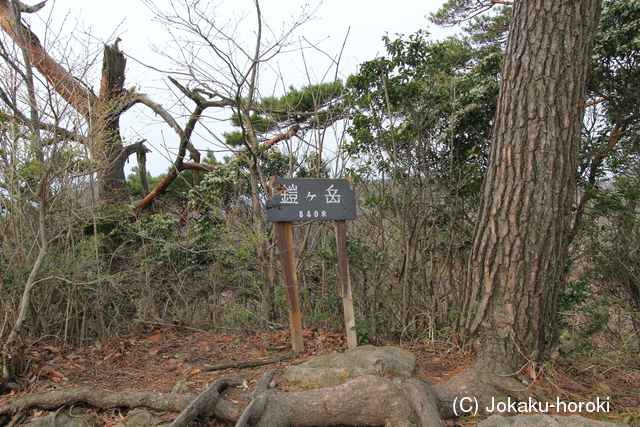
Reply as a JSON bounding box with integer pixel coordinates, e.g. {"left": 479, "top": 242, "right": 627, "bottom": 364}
{"left": 266, "top": 178, "right": 356, "bottom": 222}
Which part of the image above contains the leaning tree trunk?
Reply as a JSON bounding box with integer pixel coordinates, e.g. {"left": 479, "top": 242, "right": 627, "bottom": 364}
{"left": 456, "top": 0, "right": 602, "bottom": 371}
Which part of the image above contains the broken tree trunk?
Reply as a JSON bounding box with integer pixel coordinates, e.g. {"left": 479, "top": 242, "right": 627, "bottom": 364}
{"left": 93, "top": 41, "right": 130, "bottom": 203}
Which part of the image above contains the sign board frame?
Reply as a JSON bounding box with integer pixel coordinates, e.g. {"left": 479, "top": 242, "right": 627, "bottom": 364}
{"left": 266, "top": 178, "right": 356, "bottom": 222}
{"left": 267, "top": 178, "right": 358, "bottom": 351}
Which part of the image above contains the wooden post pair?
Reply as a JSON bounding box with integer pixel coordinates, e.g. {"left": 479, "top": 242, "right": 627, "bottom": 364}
{"left": 275, "top": 220, "right": 357, "bottom": 352}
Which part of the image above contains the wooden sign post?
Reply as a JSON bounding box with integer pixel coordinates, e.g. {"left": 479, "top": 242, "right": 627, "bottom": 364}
{"left": 274, "top": 221, "right": 304, "bottom": 352}
{"left": 267, "top": 178, "right": 358, "bottom": 351}
{"left": 335, "top": 220, "right": 357, "bottom": 348}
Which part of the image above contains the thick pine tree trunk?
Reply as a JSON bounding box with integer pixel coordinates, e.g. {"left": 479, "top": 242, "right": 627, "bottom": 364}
{"left": 456, "top": 0, "right": 602, "bottom": 370}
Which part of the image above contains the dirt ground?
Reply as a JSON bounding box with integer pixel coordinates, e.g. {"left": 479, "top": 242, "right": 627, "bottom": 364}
{"left": 1, "top": 326, "right": 639, "bottom": 426}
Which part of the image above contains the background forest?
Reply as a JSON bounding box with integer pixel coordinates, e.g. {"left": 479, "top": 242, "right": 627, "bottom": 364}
{"left": 1, "top": 0, "right": 639, "bottom": 385}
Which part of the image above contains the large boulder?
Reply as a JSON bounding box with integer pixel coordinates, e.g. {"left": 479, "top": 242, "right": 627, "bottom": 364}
{"left": 284, "top": 344, "right": 416, "bottom": 388}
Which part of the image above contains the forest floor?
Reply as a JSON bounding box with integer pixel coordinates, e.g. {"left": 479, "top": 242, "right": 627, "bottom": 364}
{"left": 1, "top": 326, "right": 639, "bottom": 426}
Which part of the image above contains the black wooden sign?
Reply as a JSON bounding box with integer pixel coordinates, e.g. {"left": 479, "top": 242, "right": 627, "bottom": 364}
{"left": 266, "top": 178, "right": 356, "bottom": 222}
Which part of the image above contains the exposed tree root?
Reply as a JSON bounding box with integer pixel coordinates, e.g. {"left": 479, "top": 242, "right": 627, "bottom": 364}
{"left": 433, "top": 358, "right": 529, "bottom": 419}
{"left": 170, "top": 379, "right": 237, "bottom": 427}
{"left": 0, "top": 386, "right": 241, "bottom": 422}
{"left": 0, "top": 361, "right": 537, "bottom": 427}
{"left": 0, "top": 374, "right": 445, "bottom": 427}
{"left": 5, "top": 411, "right": 26, "bottom": 427}
{"left": 236, "top": 375, "right": 443, "bottom": 427}
{"left": 235, "top": 369, "right": 278, "bottom": 427}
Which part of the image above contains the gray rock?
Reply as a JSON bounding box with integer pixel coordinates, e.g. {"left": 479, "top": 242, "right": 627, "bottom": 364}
{"left": 477, "top": 414, "right": 625, "bottom": 427}
{"left": 171, "top": 379, "right": 190, "bottom": 394}
{"left": 284, "top": 344, "right": 415, "bottom": 388}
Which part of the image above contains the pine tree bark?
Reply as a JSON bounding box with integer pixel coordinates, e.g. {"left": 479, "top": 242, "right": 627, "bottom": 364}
{"left": 456, "top": 0, "right": 602, "bottom": 369}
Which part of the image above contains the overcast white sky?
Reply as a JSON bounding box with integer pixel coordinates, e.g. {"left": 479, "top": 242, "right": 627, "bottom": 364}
{"left": 28, "top": 0, "right": 456, "bottom": 176}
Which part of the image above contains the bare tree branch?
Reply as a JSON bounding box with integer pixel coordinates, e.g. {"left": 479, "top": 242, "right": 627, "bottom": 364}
{"left": 17, "top": 0, "right": 45, "bottom": 13}
{"left": 118, "top": 140, "right": 151, "bottom": 164}
{"left": 168, "top": 76, "right": 235, "bottom": 108}
{"left": 568, "top": 121, "right": 632, "bottom": 244}
{"left": 0, "top": 111, "right": 86, "bottom": 144}
{"left": 129, "top": 92, "right": 186, "bottom": 139}
{"left": 131, "top": 122, "right": 299, "bottom": 216}
{"left": 263, "top": 124, "right": 299, "bottom": 148}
